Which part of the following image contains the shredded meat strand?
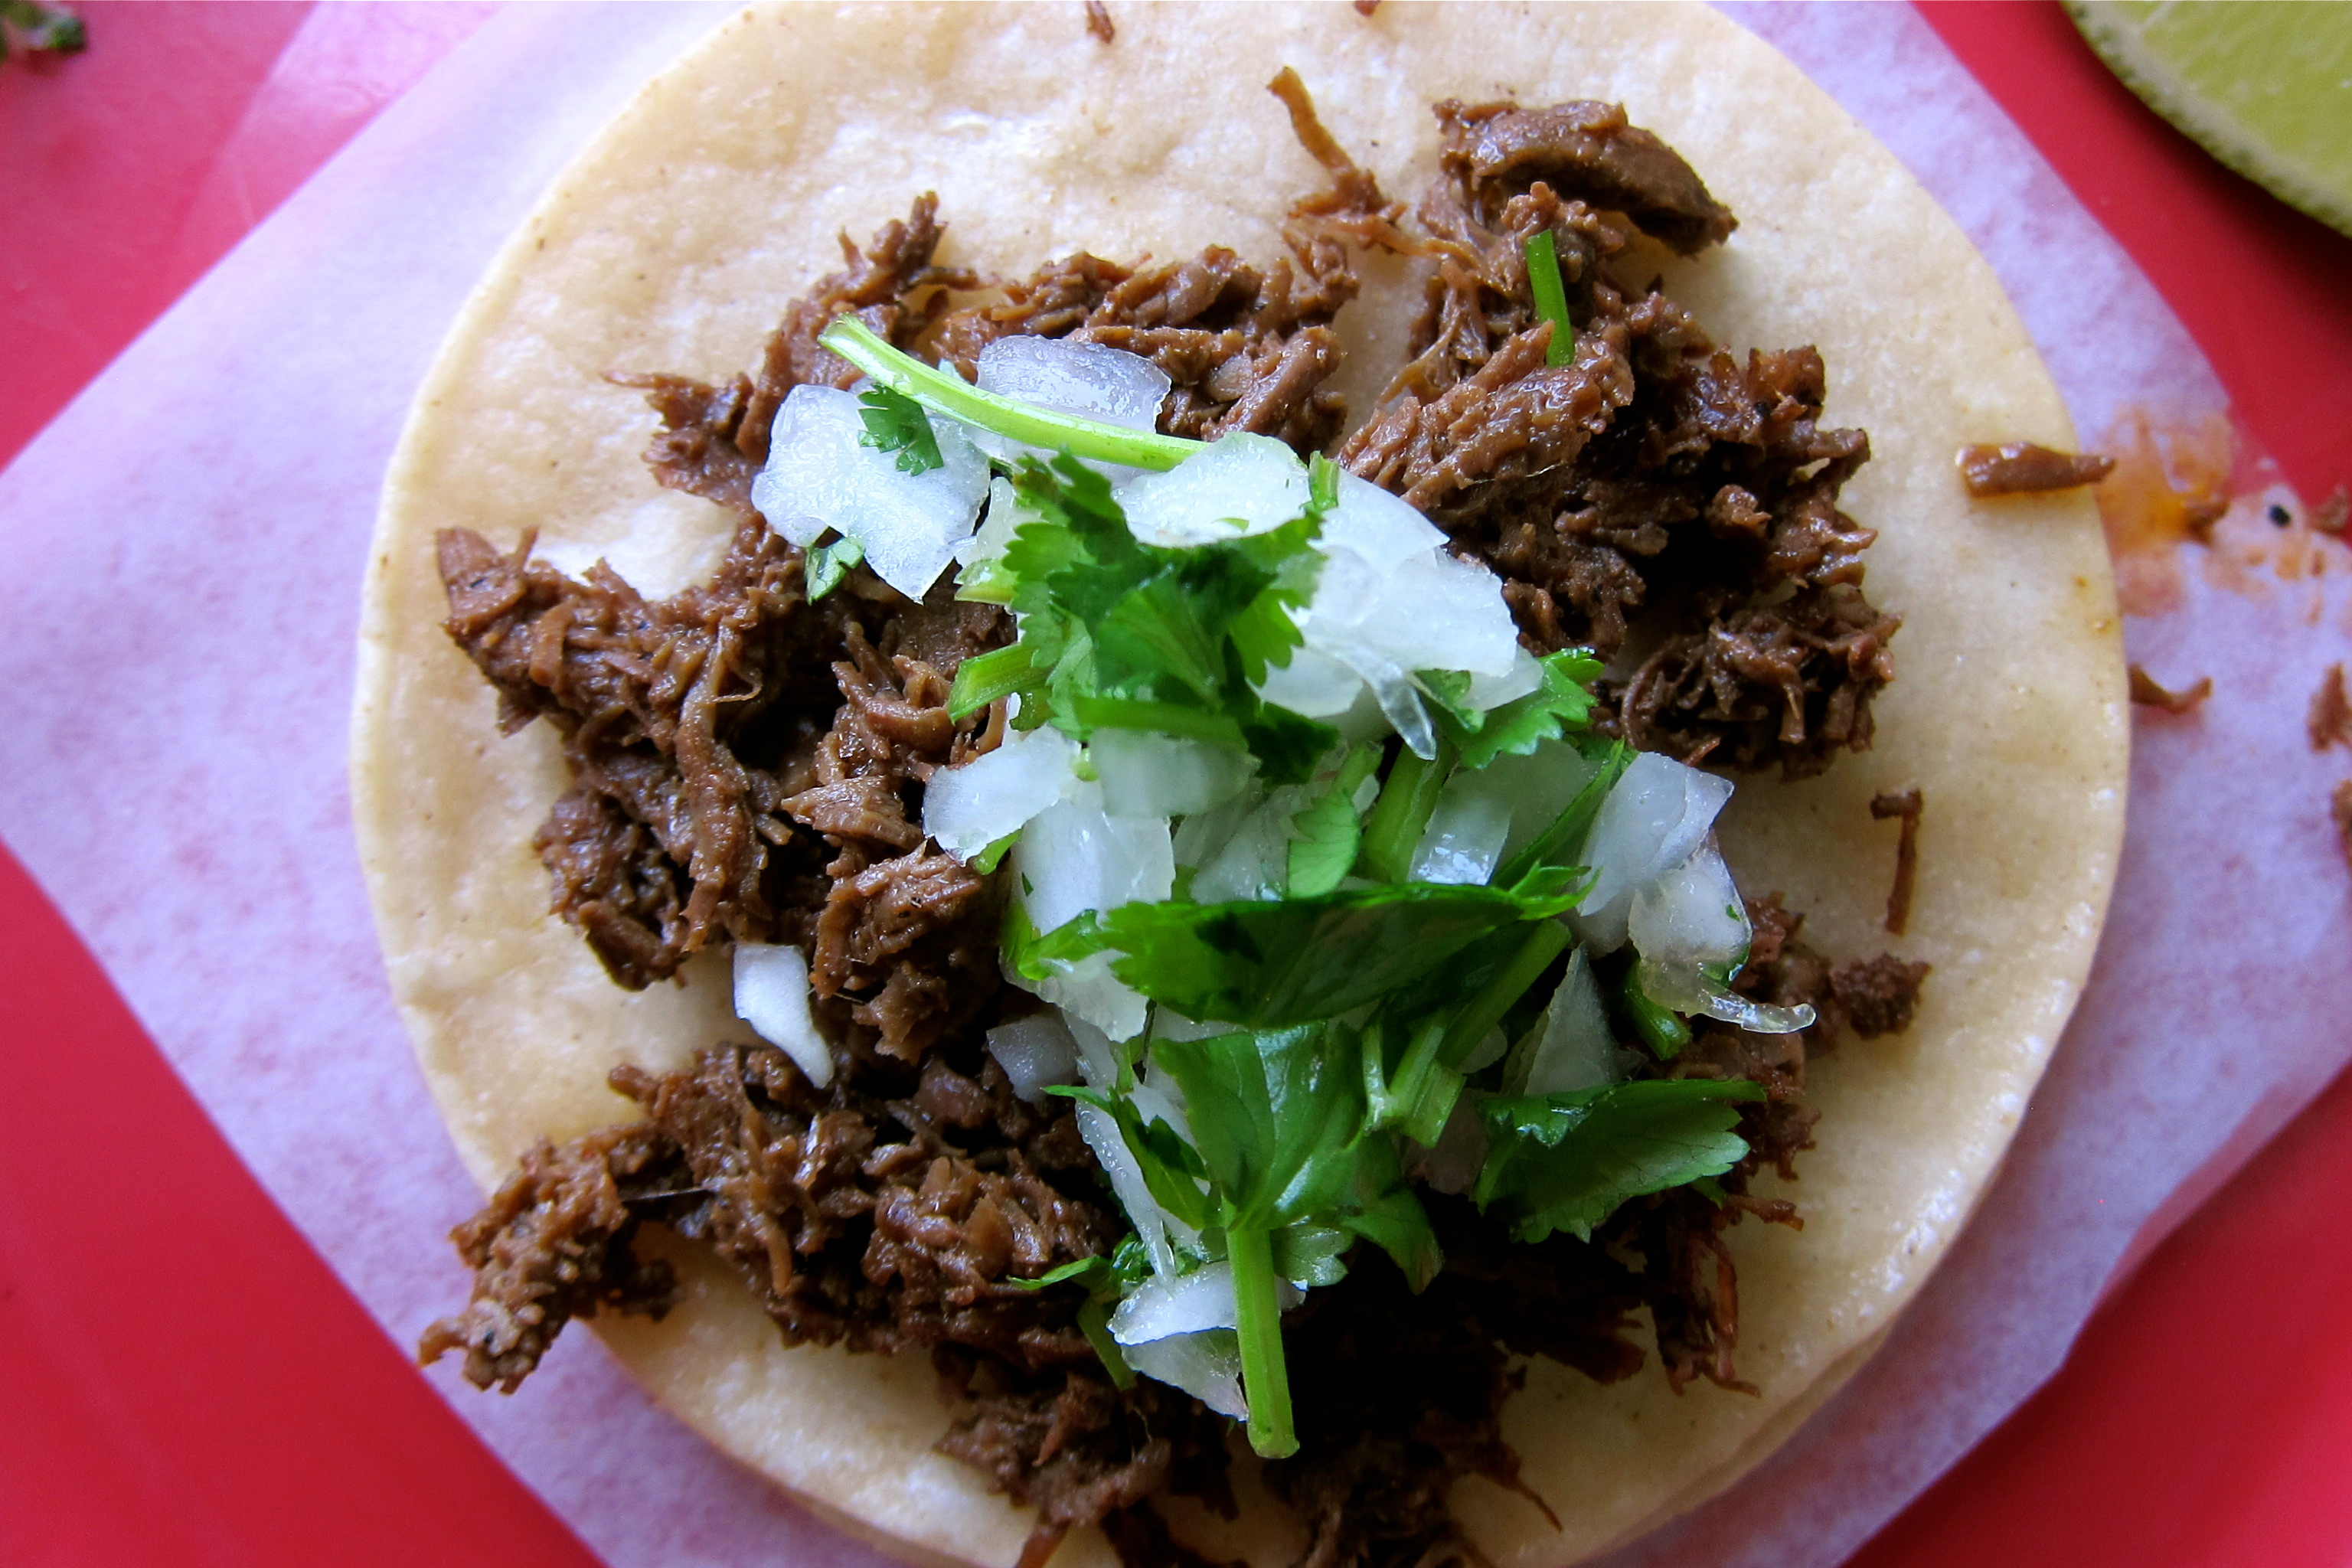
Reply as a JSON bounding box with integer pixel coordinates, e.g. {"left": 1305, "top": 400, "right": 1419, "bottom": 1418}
{"left": 1869, "top": 788, "right": 1924, "bottom": 936}
{"left": 1956, "top": 442, "right": 2115, "bottom": 498}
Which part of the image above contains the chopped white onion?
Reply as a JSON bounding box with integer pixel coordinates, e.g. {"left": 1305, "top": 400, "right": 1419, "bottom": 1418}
{"left": 1062, "top": 1009, "right": 1125, "bottom": 1089}
{"left": 1367, "top": 551, "right": 1524, "bottom": 676}
{"left": 978, "top": 336, "right": 1171, "bottom": 430}
{"left": 985, "top": 1012, "right": 1082, "bottom": 1105}
{"left": 1410, "top": 770, "right": 1514, "bottom": 885}
{"left": 1465, "top": 647, "right": 1547, "bottom": 710}
{"left": 1315, "top": 629, "right": 1438, "bottom": 760}
{"left": 751, "top": 384, "right": 991, "bottom": 599}
{"left": 1115, "top": 434, "right": 1311, "bottom": 548}
{"left": 1572, "top": 752, "right": 1735, "bottom": 950}
{"left": 1491, "top": 740, "right": 1603, "bottom": 868}
{"left": 1628, "top": 838, "right": 1751, "bottom": 971}
{"left": 1012, "top": 782, "right": 1175, "bottom": 935}
{"left": 1508, "top": 946, "right": 1629, "bottom": 1095}
{"left": 1148, "top": 1009, "right": 1230, "bottom": 1043}
{"left": 1298, "top": 547, "right": 1521, "bottom": 681}
{"left": 731, "top": 943, "right": 832, "bottom": 1088}
{"left": 1009, "top": 789, "right": 1168, "bottom": 1040}
{"left": 1034, "top": 951, "right": 1151, "bottom": 1046}
{"left": 1090, "top": 730, "right": 1253, "bottom": 818}
{"left": 1111, "top": 1259, "right": 1240, "bottom": 1344}
{"left": 1255, "top": 645, "right": 1367, "bottom": 719}
{"left": 923, "top": 724, "right": 1080, "bottom": 859}
{"left": 1637, "top": 959, "right": 1815, "bottom": 1035}
{"left": 1074, "top": 1099, "right": 1178, "bottom": 1277}
{"left": 1109, "top": 1260, "right": 1302, "bottom": 1346}
{"left": 1122, "top": 1331, "right": 1247, "bottom": 1419}
{"left": 1187, "top": 783, "right": 1311, "bottom": 903}
{"left": 951, "top": 475, "right": 1034, "bottom": 598}
{"left": 1171, "top": 787, "right": 1257, "bottom": 871}
{"left": 1321, "top": 471, "right": 1446, "bottom": 573}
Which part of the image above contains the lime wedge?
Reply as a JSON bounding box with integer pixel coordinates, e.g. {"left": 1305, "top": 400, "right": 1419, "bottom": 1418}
{"left": 2066, "top": 1, "right": 2352, "bottom": 239}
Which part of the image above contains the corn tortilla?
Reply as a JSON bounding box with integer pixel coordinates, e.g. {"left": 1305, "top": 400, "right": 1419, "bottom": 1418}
{"left": 352, "top": 5, "right": 2127, "bottom": 1565}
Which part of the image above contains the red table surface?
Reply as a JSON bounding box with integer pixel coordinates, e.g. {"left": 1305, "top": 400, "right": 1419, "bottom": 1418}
{"left": 3, "top": 5, "right": 2350, "bottom": 1566}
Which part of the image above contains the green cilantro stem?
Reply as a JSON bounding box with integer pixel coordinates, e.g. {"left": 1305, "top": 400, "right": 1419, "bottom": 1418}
{"left": 947, "top": 642, "right": 1042, "bottom": 720}
{"left": 1227, "top": 1223, "right": 1298, "bottom": 1458}
{"left": 1078, "top": 1298, "right": 1136, "bottom": 1390}
{"left": 1361, "top": 745, "right": 1450, "bottom": 882}
{"left": 818, "top": 316, "right": 1205, "bottom": 472}
{"left": 1494, "top": 741, "right": 1630, "bottom": 889}
{"left": 1620, "top": 969, "right": 1692, "bottom": 1058}
{"left": 1524, "top": 231, "right": 1576, "bottom": 368}
{"left": 1439, "top": 919, "right": 1574, "bottom": 1070}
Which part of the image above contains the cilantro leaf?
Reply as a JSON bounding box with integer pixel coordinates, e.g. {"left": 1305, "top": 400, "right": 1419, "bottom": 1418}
{"left": 855, "top": 385, "right": 944, "bottom": 475}
{"left": 979, "top": 455, "right": 1335, "bottom": 782}
{"left": 1238, "top": 704, "right": 1340, "bottom": 789}
{"left": 804, "top": 534, "right": 864, "bottom": 601}
{"left": 1441, "top": 650, "right": 1606, "bottom": 769}
{"left": 1472, "top": 1079, "right": 1766, "bottom": 1243}
{"left": 1152, "top": 1026, "right": 1365, "bottom": 1228}
{"left": 1143, "top": 1021, "right": 1438, "bottom": 1459}
{"left": 1024, "top": 882, "right": 1579, "bottom": 1027}
{"left": 1285, "top": 743, "right": 1381, "bottom": 897}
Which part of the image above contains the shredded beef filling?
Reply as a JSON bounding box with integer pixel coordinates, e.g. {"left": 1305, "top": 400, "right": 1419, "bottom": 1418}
{"left": 424, "top": 87, "right": 1934, "bottom": 1568}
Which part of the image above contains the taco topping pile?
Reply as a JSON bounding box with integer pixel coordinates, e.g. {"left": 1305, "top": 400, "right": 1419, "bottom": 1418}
{"left": 422, "top": 80, "right": 1927, "bottom": 1568}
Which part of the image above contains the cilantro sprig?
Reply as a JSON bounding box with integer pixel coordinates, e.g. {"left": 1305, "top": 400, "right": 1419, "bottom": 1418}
{"left": 1017, "top": 877, "right": 1583, "bottom": 1029}
{"left": 947, "top": 453, "right": 1341, "bottom": 786}
{"left": 1057, "top": 1020, "right": 1439, "bottom": 1459}
{"left": 819, "top": 315, "right": 1204, "bottom": 472}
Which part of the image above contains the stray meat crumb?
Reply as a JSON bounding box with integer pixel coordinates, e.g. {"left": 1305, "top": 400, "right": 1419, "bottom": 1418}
{"left": 1956, "top": 442, "right": 2115, "bottom": 498}
{"left": 1869, "top": 788, "right": 1923, "bottom": 936}
{"left": 2128, "top": 665, "right": 2212, "bottom": 715}
{"left": 2315, "top": 487, "right": 2350, "bottom": 537}
{"left": 2311, "top": 665, "right": 2350, "bottom": 752}
{"left": 1354, "top": 0, "right": 1380, "bottom": 13}
{"left": 1083, "top": 0, "right": 1113, "bottom": 43}
{"left": 1830, "top": 956, "right": 1932, "bottom": 1039}
{"left": 2335, "top": 782, "right": 2352, "bottom": 872}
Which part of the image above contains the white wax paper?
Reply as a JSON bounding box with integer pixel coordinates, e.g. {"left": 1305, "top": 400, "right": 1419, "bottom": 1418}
{"left": 2, "top": 6, "right": 2346, "bottom": 1568}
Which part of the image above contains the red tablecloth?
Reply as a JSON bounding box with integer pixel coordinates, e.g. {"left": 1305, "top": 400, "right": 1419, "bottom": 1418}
{"left": 3, "top": 5, "right": 2348, "bottom": 1566}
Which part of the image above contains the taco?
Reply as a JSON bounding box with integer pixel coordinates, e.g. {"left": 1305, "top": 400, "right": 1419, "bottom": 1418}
{"left": 351, "top": 5, "right": 2127, "bottom": 1568}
